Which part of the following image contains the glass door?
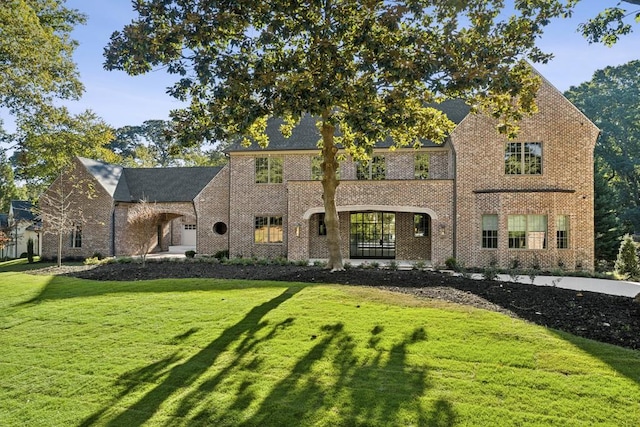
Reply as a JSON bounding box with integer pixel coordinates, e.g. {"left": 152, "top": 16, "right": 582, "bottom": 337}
{"left": 349, "top": 212, "right": 396, "bottom": 259}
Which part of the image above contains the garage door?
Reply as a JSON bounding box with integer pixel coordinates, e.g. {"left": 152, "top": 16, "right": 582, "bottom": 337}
{"left": 182, "top": 224, "right": 197, "bottom": 246}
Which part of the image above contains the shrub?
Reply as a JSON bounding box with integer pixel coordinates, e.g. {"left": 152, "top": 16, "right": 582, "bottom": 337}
{"left": 388, "top": 260, "right": 398, "bottom": 271}
{"left": 92, "top": 252, "right": 104, "bottom": 260}
{"left": 615, "top": 235, "right": 640, "bottom": 280}
{"left": 27, "top": 238, "right": 34, "bottom": 264}
{"left": 444, "top": 257, "right": 458, "bottom": 271}
{"left": 413, "top": 260, "right": 426, "bottom": 270}
{"left": 482, "top": 266, "right": 499, "bottom": 281}
{"left": 84, "top": 256, "right": 103, "bottom": 265}
{"left": 19, "top": 252, "right": 28, "bottom": 259}
{"left": 214, "top": 250, "right": 229, "bottom": 260}
{"left": 185, "top": 250, "right": 196, "bottom": 258}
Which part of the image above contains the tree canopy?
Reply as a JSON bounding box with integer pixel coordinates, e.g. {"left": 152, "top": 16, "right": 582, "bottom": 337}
{"left": 104, "top": 0, "right": 585, "bottom": 269}
{"left": 565, "top": 60, "right": 640, "bottom": 232}
{"left": 0, "top": 0, "right": 85, "bottom": 115}
{"left": 579, "top": 0, "right": 640, "bottom": 46}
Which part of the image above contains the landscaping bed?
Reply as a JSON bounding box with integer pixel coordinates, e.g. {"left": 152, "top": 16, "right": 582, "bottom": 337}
{"left": 49, "top": 261, "right": 640, "bottom": 350}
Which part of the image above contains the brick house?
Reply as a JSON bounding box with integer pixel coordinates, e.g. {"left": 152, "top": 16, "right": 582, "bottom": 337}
{"left": 42, "top": 74, "right": 598, "bottom": 269}
{"left": 5, "top": 200, "right": 41, "bottom": 258}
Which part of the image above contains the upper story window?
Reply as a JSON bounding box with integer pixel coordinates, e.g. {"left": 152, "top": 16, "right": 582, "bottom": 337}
{"left": 357, "top": 155, "right": 385, "bottom": 180}
{"left": 255, "top": 157, "right": 283, "bottom": 183}
{"left": 505, "top": 142, "right": 542, "bottom": 175}
{"left": 311, "top": 156, "right": 340, "bottom": 180}
{"left": 414, "top": 153, "right": 430, "bottom": 179}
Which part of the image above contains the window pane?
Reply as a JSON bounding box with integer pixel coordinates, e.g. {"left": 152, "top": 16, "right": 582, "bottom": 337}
{"left": 255, "top": 158, "right": 269, "bottom": 183}
{"left": 356, "top": 161, "right": 369, "bottom": 180}
{"left": 414, "top": 214, "right": 429, "bottom": 237}
{"left": 557, "top": 215, "right": 569, "bottom": 249}
{"left": 505, "top": 143, "right": 522, "bottom": 175}
{"left": 269, "top": 216, "right": 283, "bottom": 243}
{"left": 508, "top": 215, "right": 526, "bottom": 232}
{"left": 371, "top": 156, "right": 385, "bottom": 180}
{"left": 528, "top": 215, "right": 547, "bottom": 232}
{"left": 524, "top": 143, "right": 542, "bottom": 174}
{"left": 414, "top": 154, "right": 430, "bottom": 179}
{"left": 508, "top": 215, "right": 526, "bottom": 249}
{"left": 270, "top": 158, "right": 283, "bottom": 183}
{"left": 482, "top": 215, "right": 498, "bottom": 249}
{"left": 255, "top": 217, "right": 267, "bottom": 243}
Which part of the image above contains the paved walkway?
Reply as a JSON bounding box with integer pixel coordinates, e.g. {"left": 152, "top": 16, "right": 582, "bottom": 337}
{"left": 494, "top": 274, "right": 640, "bottom": 298}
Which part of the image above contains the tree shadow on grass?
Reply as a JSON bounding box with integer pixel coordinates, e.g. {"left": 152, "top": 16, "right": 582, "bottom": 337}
{"left": 79, "top": 286, "right": 302, "bottom": 426}
{"left": 15, "top": 274, "right": 295, "bottom": 306}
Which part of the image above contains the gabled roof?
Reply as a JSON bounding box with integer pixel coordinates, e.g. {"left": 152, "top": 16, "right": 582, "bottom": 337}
{"left": 113, "top": 166, "right": 223, "bottom": 202}
{"left": 9, "top": 200, "right": 36, "bottom": 222}
{"left": 78, "top": 157, "right": 124, "bottom": 197}
{"left": 226, "top": 100, "right": 471, "bottom": 152}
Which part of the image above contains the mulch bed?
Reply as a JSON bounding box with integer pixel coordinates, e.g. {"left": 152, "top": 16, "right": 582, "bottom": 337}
{"left": 43, "top": 261, "right": 640, "bottom": 350}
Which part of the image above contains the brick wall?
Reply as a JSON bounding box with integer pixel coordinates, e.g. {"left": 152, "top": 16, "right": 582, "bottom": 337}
{"left": 451, "top": 77, "right": 598, "bottom": 270}
{"left": 40, "top": 157, "right": 115, "bottom": 260}
{"left": 194, "top": 166, "right": 231, "bottom": 255}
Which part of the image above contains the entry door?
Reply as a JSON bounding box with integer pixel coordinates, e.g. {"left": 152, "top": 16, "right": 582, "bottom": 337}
{"left": 182, "top": 224, "right": 197, "bottom": 246}
{"left": 349, "top": 212, "right": 396, "bottom": 259}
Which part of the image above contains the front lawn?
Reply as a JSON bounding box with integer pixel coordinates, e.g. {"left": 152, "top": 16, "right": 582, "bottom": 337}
{"left": 1, "top": 270, "right": 639, "bottom": 426}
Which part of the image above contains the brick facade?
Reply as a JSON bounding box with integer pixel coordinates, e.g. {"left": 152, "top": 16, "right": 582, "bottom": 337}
{"left": 42, "top": 75, "right": 598, "bottom": 270}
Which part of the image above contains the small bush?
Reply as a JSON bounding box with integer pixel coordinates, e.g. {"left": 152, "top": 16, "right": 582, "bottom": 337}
{"left": 615, "top": 235, "right": 640, "bottom": 280}
{"left": 19, "top": 252, "right": 28, "bottom": 259}
{"left": 388, "top": 260, "right": 398, "bottom": 271}
{"left": 413, "top": 260, "right": 427, "bottom": 270}
{"left": 83, "top": 256, "right": 103, "bottom": 265}
{"left": 444, "top": 257, "right": 458, "bottom": 271}
{"left": 295, "top": 259, "right": 309, "bottom": 266}
{"left": 214, "top": 250, "right": 229, "bottom": 260}
{"left": 482, "top": 266, "right": 499, "bottom": 281}
{"left": 92, "top": 252, "right": 104, "bottom": 260}
{"left": 27, "top": 238, "right": 34, "bottom": 264}
{"left": 117, "top": 257, "right": 134, "bottom": 264}
{"left": 185, "top": 250, "right": 196, "bottom": 258}
{"left": 313, "top": 260, "right": 327, "bottom": 267}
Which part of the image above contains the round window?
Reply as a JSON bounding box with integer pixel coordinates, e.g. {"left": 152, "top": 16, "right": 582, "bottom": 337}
{"left": 213, "top": 222, "right": 228, "bottom": 235}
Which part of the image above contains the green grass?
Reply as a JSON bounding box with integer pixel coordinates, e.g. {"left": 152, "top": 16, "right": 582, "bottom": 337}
{"left": 1, "top": 270, "right": 639, "bottom": 426}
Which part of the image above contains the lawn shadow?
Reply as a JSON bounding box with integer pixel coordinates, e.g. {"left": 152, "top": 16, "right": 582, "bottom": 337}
{"left": 80, "top": 286, "right": 302, "bottom": 426}
{"left": 15, "top": 274, "right": 297, "bottom": 306}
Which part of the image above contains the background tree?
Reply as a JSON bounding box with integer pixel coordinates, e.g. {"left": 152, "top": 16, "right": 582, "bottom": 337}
{"left": 0, "top": 148, "right": 26, "bottom": 213}
{"left": 127, "top": 199, "right": 165, "bottom": 267}
{"left": 614, "top": 234, "right": 640, "bottom": 280}
{"left": 565, "top": 60, "right": 640, "bottom": 232}
{"left": 579, "top": 0, "right": 640, "bottom": 46}
{"left": 111, "top": 120, "right": 227, "bottom": 167}
{"left": 0, "top": 0, "right": 85, "bottom": 116}
{"left": 105, "top": 0, "right": 576, "bottom": 270}
{"left": 37, "top": 162, "right": 94, "bottom": 267}
{"left": 13, "top": 107, "right": 117, "bottom": 189}
{"left": 594, "top": 162, "right": 624, "bottom": 263}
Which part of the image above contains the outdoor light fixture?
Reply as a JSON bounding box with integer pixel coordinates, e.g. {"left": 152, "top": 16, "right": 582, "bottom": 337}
{"left": 295, "top": 224, "right": 301, "bottom": 237}
{"left": 439, "top": 224, "right": 446, "bottom": 236}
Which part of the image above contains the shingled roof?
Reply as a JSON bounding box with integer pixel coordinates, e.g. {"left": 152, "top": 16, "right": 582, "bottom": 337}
{"left": 113, "top": 166, "right": 222, "bottom": 202}
{"left": 78, "top": 157, "right": 124, "bottom": 197}
{"left": 10, "top": 200, "right": 36, "bottom": 222}
{"left": 226, "top": 100, "right": 471, "bottom": 152}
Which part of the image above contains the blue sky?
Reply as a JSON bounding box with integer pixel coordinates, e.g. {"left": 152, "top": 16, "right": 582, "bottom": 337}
{"left": 7, "top": 1, "right": 640, "bottom": 131}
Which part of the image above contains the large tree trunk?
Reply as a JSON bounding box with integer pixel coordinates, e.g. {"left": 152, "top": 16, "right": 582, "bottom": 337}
{"left": 320, "top": 116, "right": 344, "bottom": 271}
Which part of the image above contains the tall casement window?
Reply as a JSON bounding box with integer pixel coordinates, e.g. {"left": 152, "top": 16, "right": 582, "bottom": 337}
{"left": 311, "top": 156, "right": 340, "bottom": 180}
{"left": 414, "top": 213, "right": 430, "bottom": 237}
{"left": 255, "top": 157, "right": 283, "bottom": 183}
{"left": 505, "top": 142, "right": 542, "bottom": 175}
{"left": 414, "top": 153, "right": 430, "bottom": 179}
{"left": 318, "top": 213, "right": 327, "bottom": 236}
{"left": 508, "top": 215, "right": 547, "bottom": 249}
{"left": 254, "top": 216, "right": 283, "bottom": 243}
{"left": 556, "top": 215, "right": 569, "bottom": 249}
{"left": 481, "top": 215, "right": 498, "bottom": 249}
{"left": 71, "top": 223, "right": 82, "bottom": 248}
{"left": 356, "top": 155, "right": 385, "bottom": 180}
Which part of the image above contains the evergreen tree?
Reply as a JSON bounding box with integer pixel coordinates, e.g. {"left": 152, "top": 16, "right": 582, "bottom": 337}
{"left": 594, "top": 164, "right": 624, "bottom": 262}
{"left": 615, "top": 235, "right": 640, "bottom": 280}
